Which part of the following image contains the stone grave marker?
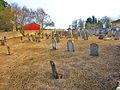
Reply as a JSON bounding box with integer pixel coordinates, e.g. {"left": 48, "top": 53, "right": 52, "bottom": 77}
{"left": 51, "top": 39, "right": 57, "bottom": 50}
{"left": 90, "top": 43, "right": 99, "bottom": 56}
{"left": 114, "top": 31, "right": 120, "bottom": 40}
{"left": 50, "top": 61, "right": 59, "bottom": 79}
{"left": 6, "top": 45, "right": 11, "bottom": 55}
{"left": 67, "top": 40, "right": 75, "bottom": 52}
{"left": 31, "top": 34, "right": 35, "bottom": 42}
{"left": 55, "top": 34, "right": 60, "bottom": 43}
{"left": 4, "top": 36, "right": 7, "bottom": 42}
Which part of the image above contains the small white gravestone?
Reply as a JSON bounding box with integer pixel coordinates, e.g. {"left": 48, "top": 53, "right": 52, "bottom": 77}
{"left": 51, "top": 39, "right": 57, "bottom": 50}
{"left": 67, "top": 40, "right": 75, "bottom": 52}
{"left": 90, "top": 43, "right": 99, "bottom": 56}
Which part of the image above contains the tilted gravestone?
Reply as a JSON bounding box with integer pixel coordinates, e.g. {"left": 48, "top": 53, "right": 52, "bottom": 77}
{"left": 90, "top": 43, "right": 99, "bottom": 56}
{"left": 6, "top": 45, "right": 11, "bottom": 55}
{"left": 67, "top": 40, "right": 75, "bottom": 52}
{"left": 51, "top": 39, "right": 57, "bottom": 50}
{"left": 50, "top": 61, "right": 59, "bottom": 79}
{"left": 55, "top": 34, "right": 60, "bottom": 43}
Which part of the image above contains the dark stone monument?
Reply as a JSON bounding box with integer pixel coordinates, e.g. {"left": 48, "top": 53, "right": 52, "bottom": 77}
{"left": 50, "top": 61, "right": 59, "bottom": 79}
{"left": 90, "top": 43, "right": 99, "bottom": 56}
{"left": 67, "top": 40, "right": 75, "bottom": 52}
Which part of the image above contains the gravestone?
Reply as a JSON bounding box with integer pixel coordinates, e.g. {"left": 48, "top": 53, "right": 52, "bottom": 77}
{"left": 90, "top": 43, "right": 99, "bottom": 56}
{"left": 114, "top": 31, "right": 120, "bottom": 40}
{"left": 84, "top": 31, "right": 89, "bottom": 40}
{"left": 4, "top": 36, "right": 7, "bottom": 42}
{"left": 31, "top": 35, "right": 35, "bottom": 42}
{"left": 6, "top": 45, "right": 11, "bottom": 55}
{"left": 41, "top": 33, "right": 44, "bottom": 39}
{"left": 50, "top": 61, "right": 59, "bottom": 79}
{"left": 51, "top": 39, "right": 57, "bottom": 50}
{"left": 20, "top": 36, "right": 23, "bottom": 41}
{"left": 55, "top": 34, "right": 60, "bottom": 43}
{"left": 67, "top": 40, "right": 75, "bottom": 52}
{"left": 26, "top": 34, "right": 31, "bottom": 41}
{"left": 1, "top": 40, "right": 5, "bottom": 45}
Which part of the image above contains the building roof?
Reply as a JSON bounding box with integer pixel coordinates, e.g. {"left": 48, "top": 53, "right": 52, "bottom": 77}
{"left": 111, "top": 19, "right": 120, "bottom": 23}
{"left": 24, "top": 22, "right": 40, "bottom": 27}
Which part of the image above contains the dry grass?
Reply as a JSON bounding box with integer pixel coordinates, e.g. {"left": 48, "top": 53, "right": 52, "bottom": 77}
{"left": 0, "top": 36, "right": 120, "bottom": 90}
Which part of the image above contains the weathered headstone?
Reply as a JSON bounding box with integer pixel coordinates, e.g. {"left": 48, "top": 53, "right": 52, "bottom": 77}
{"left": 90, "top": 43, "right": 99, "bottom": 56}
{"left": 50, "top": 61, "right": 59, "bottom": 79}
{"left": 4, "top": 36, "right": 7, "bottom": 42}
{"left": 51, "top": 39, "right": 57, "bottom": 50}
{"left": 67, "top": 40, "right": 75, "bottom": 52}
{"left": 31, "top": 35, "right": 35, "bottom": 42}
{"left": 1, "top": 40, "right": 5, "bottom": 45}
{"left": 55, "top": 34, "right": 60, "bottom": 43}
{"left": 114, "top": 31, "right": 120, "bottom": 40}
{"left": 20, "top": 36, "right": 23, "bottom": 41}
{"left": 26, "top": 34, "right": 31, "bottom": 41}
{"left": 84, "top": 31, "right": 89, "bottom": 40}
{"left": 6, "top": 45, "right": 11, "bottom": 55}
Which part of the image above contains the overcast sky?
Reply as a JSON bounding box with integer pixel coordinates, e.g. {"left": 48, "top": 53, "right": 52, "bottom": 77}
{"left": 5, "top": 0, "right": 120, "bottom": 29}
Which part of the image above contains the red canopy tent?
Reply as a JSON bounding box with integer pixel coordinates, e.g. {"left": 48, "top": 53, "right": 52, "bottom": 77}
{"left": 23, "top": 22, "right": 41, "bottom": 31}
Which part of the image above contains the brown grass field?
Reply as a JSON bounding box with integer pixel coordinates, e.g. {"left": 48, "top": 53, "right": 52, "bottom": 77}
{"left": 0, "top": 36, "right": 120, "bottom": 90}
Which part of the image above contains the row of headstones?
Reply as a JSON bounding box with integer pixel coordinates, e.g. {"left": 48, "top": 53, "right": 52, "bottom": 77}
{"left": 0, "top": 36, "right": 11, "bottom": 55}
{"left": 52, "top": 39, "right": 98, "bottom": 56}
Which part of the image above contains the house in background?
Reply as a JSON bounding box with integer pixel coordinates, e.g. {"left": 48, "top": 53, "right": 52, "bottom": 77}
{"left": 23, "top": 22, "right": 41, "bottom": 31}
{"left": 111, "top": 19, "right": 120, "bottom": 28}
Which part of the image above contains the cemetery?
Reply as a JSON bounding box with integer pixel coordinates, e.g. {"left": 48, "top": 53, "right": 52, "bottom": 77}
{"left": 0, "top": 30, "right": 120, "bottom": 90}
{"left": 0, "top": 0, "right": 120, "bottom": 89}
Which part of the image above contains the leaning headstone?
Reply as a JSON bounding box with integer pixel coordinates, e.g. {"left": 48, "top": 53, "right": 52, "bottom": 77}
{"left": 67, "top": 40, "right": 75, "bottom": 52}
{"left": 90, "top": 43, "right": 99, "bottom": 56}
{"left": 55, "top": 34, "right": 60, "bottom": 43}
{"left": 50, "top": 61, "right": 59, "bottom": 79}
{"left": 6, "top": 45, "right": 11, "bottom": 55}
{"left": 51, "top": 39, "right": 57, "bottom": 50}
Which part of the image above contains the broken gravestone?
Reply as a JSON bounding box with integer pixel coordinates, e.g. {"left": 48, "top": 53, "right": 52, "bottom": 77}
{"left": 51, "top": 39, "right": 57, "bottom": 50}
{"left": 90, "top": 43, "right": 99, "bottom": 56}
{"left": 50, "top": 61, "right": 62, "bottom": 79}
{"left": 67, "top": 40, "right": 75, "bottom": 52}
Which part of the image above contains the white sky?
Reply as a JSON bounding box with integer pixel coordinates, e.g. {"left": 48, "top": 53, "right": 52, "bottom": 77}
{"left": 5, "top": 0, "right": 120, "bottom": 29}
